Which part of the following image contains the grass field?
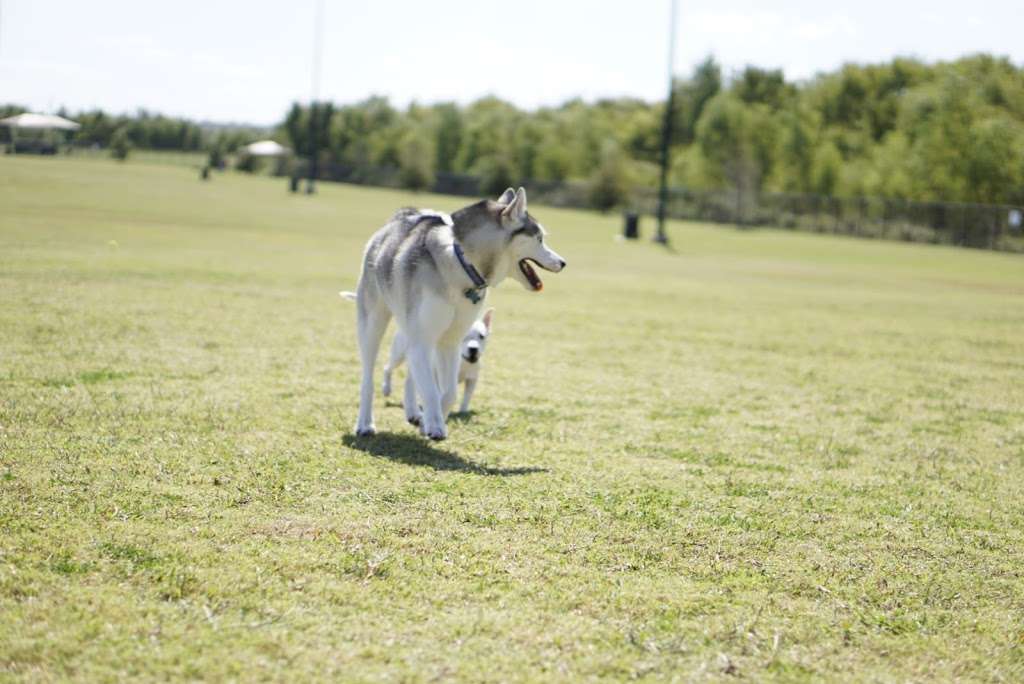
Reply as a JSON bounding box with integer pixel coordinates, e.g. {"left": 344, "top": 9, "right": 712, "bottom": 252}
{"left": 2, "top": 156, "right": 1023, "bottom": 682}
{"left": 64, "top": 148, "right": 209, "bottom": 169}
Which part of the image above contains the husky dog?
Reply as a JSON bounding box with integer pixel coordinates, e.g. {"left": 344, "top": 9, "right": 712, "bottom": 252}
{"left": 351, "top": 187, "right": 565, "bottom": 440}
{"left": 340, "top": 296, "right": 496, "bottom": 414}
{"left": 383, "top": 309, "right": 494, "bottom": 414}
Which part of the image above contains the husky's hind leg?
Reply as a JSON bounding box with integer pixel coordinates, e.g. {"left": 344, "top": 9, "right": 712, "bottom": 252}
{"left": 354, "top": 294, "right": 391, "bottom": 436}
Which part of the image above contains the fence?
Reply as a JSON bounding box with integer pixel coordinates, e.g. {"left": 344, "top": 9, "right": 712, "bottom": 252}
{"left": 631, "top": 188, "right": 1024, "bottom": 252}
{"left": 296, "top": 161, "right": 1024, "bottom": 253}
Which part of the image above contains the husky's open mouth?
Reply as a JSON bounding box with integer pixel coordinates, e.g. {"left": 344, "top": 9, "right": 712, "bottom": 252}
{"left": 518, "top": 259, "right": 544, "bottom": 291}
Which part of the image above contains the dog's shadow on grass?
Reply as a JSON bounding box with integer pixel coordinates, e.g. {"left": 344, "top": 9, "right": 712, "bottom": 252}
{"left": 342, "top": 432, "right": 547, "bottom": 476}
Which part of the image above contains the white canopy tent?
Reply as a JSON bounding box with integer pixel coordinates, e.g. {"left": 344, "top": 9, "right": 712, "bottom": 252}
{"left": 1, "top": 113, "right": 81, "bottom": 154}
{"left": 241, "top": 140, "right": 289, "bottom": 157}
{"left": 0, "top": 113, "right": 81, "bottom": 131}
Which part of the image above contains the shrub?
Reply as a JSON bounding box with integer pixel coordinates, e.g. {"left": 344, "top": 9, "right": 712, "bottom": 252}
{"left": 235, "top": 153, "right": 258, "bottom": 173}
{"left": 110, "top": 127, "right": 131, "bottom": 161}
{"left": 208, "top": 144, "right": 226, "bottom": 170}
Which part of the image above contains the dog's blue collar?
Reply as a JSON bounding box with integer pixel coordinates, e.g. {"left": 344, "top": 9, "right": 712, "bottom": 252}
{"left": 453, "top": 242, "right": 487, "bottom": 304}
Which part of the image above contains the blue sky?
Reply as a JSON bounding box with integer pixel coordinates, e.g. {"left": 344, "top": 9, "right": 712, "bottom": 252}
{"left": 1, "top": 0, "right": 1020, "bottom": 125}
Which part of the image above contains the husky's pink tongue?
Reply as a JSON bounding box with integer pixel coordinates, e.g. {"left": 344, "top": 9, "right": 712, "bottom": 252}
{"left": 519, "top": 259, "right": 543, "bottom": 291}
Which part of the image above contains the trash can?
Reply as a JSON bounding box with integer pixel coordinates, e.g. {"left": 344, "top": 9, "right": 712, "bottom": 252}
{"left": 623, "top": 212, "right": 639, "bottom": 239}
{"left": 289, "top": 176, "right": 300, "bottom": 193}
{"left": 200, "top": 166, "right": 210, "bottom": 181}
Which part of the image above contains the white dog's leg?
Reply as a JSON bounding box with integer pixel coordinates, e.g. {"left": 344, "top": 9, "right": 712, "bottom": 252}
{"left": 382, "top": 331, "right": 406, "bottom": 397}
{"left": 355, "top": 301, "right": 390, "bottom": 436}
{"left": 438, "top": 344, "right": 462, "bottom": 418}
{"left": 403, "top": 372, "right": 420, "bottom": 426}
{"left": 459, "top": 377, "right": 477, "bottom": 414}
{"left": 406, "top": 343, "right": 446, "bottom": 440}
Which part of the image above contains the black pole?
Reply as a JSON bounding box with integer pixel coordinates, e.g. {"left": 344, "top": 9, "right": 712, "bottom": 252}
{"left": 654, "top": 0, "right": 678, "bottom": 245}
{"left": 305, "top": 102, "right": 318, "bottom": 194}
{"left": 655, "top": 82, "right": 675, "bottom": 244}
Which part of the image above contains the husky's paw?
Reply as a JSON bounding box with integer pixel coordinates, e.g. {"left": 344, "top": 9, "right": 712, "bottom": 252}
{"left": 354, "top": 424, "right": 376, "bottom": 437}
{"left": 420, "top": 422, "right": 447, "bottom": 441}
{"left": 405, "top": 402, "right": 422, "bottom": 427}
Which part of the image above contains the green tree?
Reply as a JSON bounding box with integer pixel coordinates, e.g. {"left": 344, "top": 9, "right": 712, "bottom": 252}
{"left": 811, "top": 142, "right": 842, "bottom": 196}
{"left": 283, "top": 102, "right": 309, "bottom": 156}
{"left": 433, "top": 103, "right": 462, "bottom": 174}
{"left": 696, "top": 94, "right": 777, "bottom": 197}
{"left": 475, "top": 156, "right": 516, "bottom": 197}
{"left": 109, "top": 126, "right": 132, "bottom": 161}
{"left": 863, "top": 132, "right": 913, "bottom": 198}
{"left": 964, "top": 116, "right": 1023, "bottom": 203}
{"left": 775, "top": 107, "right": 818, "bottom": 193}
{"left": 673, "top": 57, "right": 722, "bottom": 145}
{"left": 398, "top": 128, "right": 435, "bottom": 191}
{"left": 735, "top": 66, "right": 793, "bottom": 110}
{"left": 588, "top": 140, "right": 630, "bottom": 211}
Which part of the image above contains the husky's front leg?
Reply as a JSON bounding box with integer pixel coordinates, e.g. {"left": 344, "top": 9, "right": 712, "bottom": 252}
{"left": 406, "top": 343, "right": 446, "bottom": 440}
{"left": 406, "top": 296, "right": 454, "bottom": 440}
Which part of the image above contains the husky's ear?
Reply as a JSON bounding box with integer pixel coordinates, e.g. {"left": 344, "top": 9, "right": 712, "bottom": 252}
{"left": 482, "top": 308, "right": 495, "bottom": 331}
{"left": 501, "top": 187, "right": 528, "bottom": 223}
{"left": 497, "top": 187, "right": 516, "bottom": 205}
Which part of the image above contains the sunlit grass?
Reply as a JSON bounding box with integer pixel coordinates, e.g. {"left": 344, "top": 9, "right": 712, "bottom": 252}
{"left": 65, "top": 147, "right": 208, "bottom": 168}
{"left": 2, "top": 156, "right": 1023, "bottom": 681}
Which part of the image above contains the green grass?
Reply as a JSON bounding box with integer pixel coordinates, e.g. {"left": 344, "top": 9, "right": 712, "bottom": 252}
{"left": 66, "top": 148, "right": 208, "bottom": 168}
{"left": 2, "top": 156, "right": 1023, "bottom": 682}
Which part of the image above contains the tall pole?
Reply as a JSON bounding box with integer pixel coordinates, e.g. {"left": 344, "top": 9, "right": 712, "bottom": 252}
{"left": 1, "top": 0, "right": 11, "bottom": 156}
{"left": 306, "top": 0, "right": 325, "bottom": 194}
{"left": 655, "top": 0, "right": 678, "bottom": 245}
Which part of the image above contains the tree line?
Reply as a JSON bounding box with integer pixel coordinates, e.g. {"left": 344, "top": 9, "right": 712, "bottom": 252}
{"left": 280, "top": 54, "right": 1024, "bottom": 207}
{"left": 0, "top": 104, "right": 262, "bottom": 157}
{"left": 4, "top": 53, "right": 1023, "bottom": 206}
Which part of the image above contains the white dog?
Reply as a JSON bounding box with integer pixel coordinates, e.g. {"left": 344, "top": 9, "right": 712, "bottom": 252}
{"left": 383, "top": 309, "right": 494, "bottom": 415}
{"left": 350, "top": 187, "right": 565, "bottom": 440}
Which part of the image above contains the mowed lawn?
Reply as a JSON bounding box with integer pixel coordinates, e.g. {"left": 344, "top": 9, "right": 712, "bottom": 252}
{"left": 2, "top": 156, "right": 1023, "bottom": 682}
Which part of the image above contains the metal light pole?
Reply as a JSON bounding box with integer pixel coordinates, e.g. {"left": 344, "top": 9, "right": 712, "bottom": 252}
{"left": 306, "top": 0, "right": 325, "bottom": 194}
{"left": 654, "top": 0, "right": 678, "bottom": 245}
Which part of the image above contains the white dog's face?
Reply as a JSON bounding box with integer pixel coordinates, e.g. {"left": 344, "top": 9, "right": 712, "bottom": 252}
{"left": 498, "top": 188, "right": 566, "bottom": 292}
{"left": 461, "top": 309, "right": 494, "bottom": 365}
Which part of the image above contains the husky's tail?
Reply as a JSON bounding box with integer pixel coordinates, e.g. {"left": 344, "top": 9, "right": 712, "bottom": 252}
{"left": 339, "top": 291, "right": 357, "bottom": 302}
